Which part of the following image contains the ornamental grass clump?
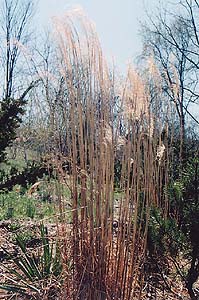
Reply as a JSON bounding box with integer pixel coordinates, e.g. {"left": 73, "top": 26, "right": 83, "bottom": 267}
{"left": 46, "top": 9, "right": 171, "bottom": 300}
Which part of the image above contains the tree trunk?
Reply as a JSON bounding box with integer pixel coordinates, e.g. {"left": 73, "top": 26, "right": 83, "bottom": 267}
{"left": 179, "top": 106, "right": 185, "bottom": 170}
{"left": 186, "top": 250, "right": 199, "bottom": 300}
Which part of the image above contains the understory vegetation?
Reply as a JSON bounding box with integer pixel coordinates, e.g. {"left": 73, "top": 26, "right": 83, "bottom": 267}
{"left": 0, "top": 0, "right": 199, "bottom": 299}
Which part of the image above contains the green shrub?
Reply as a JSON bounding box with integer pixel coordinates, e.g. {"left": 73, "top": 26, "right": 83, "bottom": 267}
{"left": 147, "top": 206, "right": 185, "bottom": 258}
{"left": 0, "top": 189, "right": 56, "bottom": 221}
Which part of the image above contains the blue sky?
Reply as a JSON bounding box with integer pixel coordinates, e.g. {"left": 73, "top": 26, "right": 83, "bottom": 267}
{"left": 36, "top": 1, "right": 198, "bottom": 122}
{"left": 37, "top": 0, "right": 159, "bottom": 70}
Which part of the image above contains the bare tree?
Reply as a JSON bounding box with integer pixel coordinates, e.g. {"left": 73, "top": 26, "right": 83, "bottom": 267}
{"left": 0, "top": 0, "right": 39, "bottom": 162}
{"left": 0, "top": 0, "right": 35, "bottom": 98}
{"left": 141, "top": 0, "right": 199, "bottom": 165}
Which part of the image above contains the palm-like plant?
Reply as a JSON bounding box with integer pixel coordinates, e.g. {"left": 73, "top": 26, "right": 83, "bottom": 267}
{"left": 0, "top": 224, "right": 63, "bottom": 299}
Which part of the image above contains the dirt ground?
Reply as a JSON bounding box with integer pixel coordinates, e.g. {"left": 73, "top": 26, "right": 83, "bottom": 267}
{"left": 0, "top": 220, "right": 197, "bottom": 300}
